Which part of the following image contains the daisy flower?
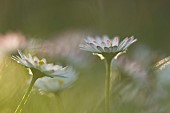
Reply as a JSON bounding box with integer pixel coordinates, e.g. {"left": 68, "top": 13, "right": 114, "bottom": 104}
{"left": 80, "top": 35, "right": 137, "bottom": 59}
{"left": 34, "top": 67, "right": 77, "bottom": 113}
{"left": 35, "top": 67, "right": 77, "bottom": 93}
{"left": 11, "top": 50, "right": 72, "bottom": 113}
{"left": 11, "top": 50, "right": 70, "bottom": 78}
{"left": 79, "top": 35, "right": 137, "bottom": 113}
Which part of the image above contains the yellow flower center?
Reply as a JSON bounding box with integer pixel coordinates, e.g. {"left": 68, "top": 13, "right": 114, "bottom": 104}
{"left": 39, "top": 60, "right": 45, "bottom": 66}
{"left": 110, "top": 42, "right": 112, "bottom": 47}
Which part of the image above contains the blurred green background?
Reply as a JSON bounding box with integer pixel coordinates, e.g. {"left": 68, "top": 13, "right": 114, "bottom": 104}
{"left": 0, "top": 0, "right": 170, "bottom": 113}
{"left": 0, "top": 0, "right": 170, "bottom": 51}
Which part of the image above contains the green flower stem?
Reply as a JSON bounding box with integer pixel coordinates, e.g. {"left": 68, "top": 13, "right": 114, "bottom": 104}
{"left": 14, "top": 76, "right": 38, "bottom": 113}
{"left": 104, "top": 57, "right": 112, "bottom": 113}
{"left": 55, "top": 93, "right": 64, "bottom": 113}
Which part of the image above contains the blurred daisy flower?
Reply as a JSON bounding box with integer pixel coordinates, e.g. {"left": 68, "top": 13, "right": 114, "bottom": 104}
{"left": 114, "top": 44, "right": 161, "bottom": 84}
{"left": 111, "top": 45, "right": 163, "bottom": 104}
{"left": 27, "top": 31, "right": 92, "bottom": 67}
{"left": 11, "top": 50, "right": 70, "bottom": 78}
{"left": 34, "top": 65, "right": 77, "bottom": 113}
{"left": 115, "top": 56, "right": 148, "bottom": 84}
{"left": 154, "top": 56, "right": 170, "bottom": 89}
{"left": 0, "top": 32, "right": 26, "bottom": 56}
{"left": 35, "top": 67, "right": 77, "bottom": 93}
{"left": 80, "top": 35, "right": 137, "bottom": 59}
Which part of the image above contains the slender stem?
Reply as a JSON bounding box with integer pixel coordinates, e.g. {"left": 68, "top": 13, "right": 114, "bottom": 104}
{"left": 55, "top": 93, "right": 64, "bottom": 113}
{"left": 14, "top": 76, "right": 38, "bottom": 113}
{"left": 92, "top": 95, "right": 105, "bottom": 113}
{"left": 105, "top": 58, "right": 112, "bottom": 113}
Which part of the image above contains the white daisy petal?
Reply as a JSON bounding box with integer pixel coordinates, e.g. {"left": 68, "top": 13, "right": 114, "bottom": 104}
{"left": 88, "top": 43, "right": 100, "bottom": 52}
{"left": 17, "top": 50, "right": 25, "bottom": 59}
{"left": 112, "top": 37, "right": 119, "bottom": 47}
{"left": 96, "top": 36, "right": 102, "bottom": 45}
{"left": 41, "top": 58, "right": 47, "bottom": 64}
{"left": 103, "top": 35, "right": 110, "bottom": 47}
{"left": 117, "top": 37, "right": 129, "bottom": 50}
{"left": 33, "top": 56, "right": 39, "bottom": 62}
{"left": 96, "top": 46, "right": 104, "bottom": 52}
{"left": 80, "top": 44, "right": 96, "bottom": 52}
{"left": 28, "top": 54, "right": 33, "bottom": 63}
{"left": 123, "top": 37, "right": 136, "bottom": 48}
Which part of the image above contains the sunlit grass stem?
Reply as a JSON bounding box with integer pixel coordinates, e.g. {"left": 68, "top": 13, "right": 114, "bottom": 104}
{"left": 14, "top": 76, "right": 38, "bottom": 113}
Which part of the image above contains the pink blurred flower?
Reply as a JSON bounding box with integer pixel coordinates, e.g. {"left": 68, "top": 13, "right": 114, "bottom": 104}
{"left": 0, "top": 32, "right": 26, "bottom": 56}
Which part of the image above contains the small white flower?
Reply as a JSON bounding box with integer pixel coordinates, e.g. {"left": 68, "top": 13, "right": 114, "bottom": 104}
{"left": 80, "top": 35, "right": 137, "bottom": 54}
{"left": 11, "top": 50, "right": 70, "bottom": 78}
{"left": 35, "top": 67, "right": 77, "bottom": 92}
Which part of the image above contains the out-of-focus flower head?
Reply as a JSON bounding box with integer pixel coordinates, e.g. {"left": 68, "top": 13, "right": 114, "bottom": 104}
{"left": 115, "top": 55, "right": 148, "bottom": 83}
{"left": 0, "top": 32, "right": 26, "bottom": 56}
{"left": 132, "top": 45, "right": 159, "bottom": 67}
{"left": 27, "top": 31, "right": 92, "bottom": 67}
{"left": 114, "top": 44, "right": 161, "bottom": 84}
{"left": 111, "top": 45, "right": 165, "bottom": 104}
{"left": 111, "top": 45, "right": 167, "bottom": 112}
{"left": 155, "top": 56, "right": 170, "bottom": 88}
{"left": 35, "top": 67, "right": 77, "bottom": 93}
{"left": 80, "top": 35, "right": 137, "bottom": 60}
{"left": 11, "top": 50, "right": 71, "bottom": 78}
